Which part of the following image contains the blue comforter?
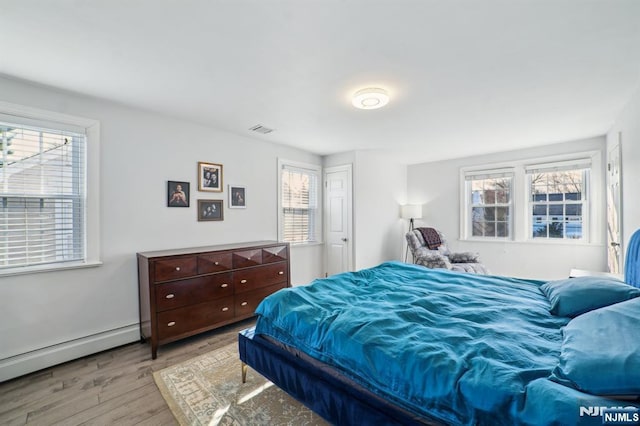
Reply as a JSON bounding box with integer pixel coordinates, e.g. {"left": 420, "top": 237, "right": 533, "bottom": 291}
{"left": 255, "top": 261, "right": 638, "bottom": 425}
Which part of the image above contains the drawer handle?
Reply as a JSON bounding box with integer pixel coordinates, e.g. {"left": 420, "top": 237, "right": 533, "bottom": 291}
{"left": 167, "top": 321, "right": 176, "bottom": 327}
{"left": 214, "top": 261, "right": 219, "bottom": 265}
{"left": 240, "top": 279, "right": 247, "bottom": 284}
{"left": 241, "top": 301, "right": 248, "bottom": 306}
{"left": 175, "top": 267, "right": 181, "bottom": 271}
{"left": 278, "top": 271, "right": 284, "bottom": 275}
{"left": 165, "top": 294, "right": 175, "bottom": 299}
{"left": 222, "top": 307, "right": 229, "bottom": 312}
{"left": 221, "top": 283, "right": 228, "bottom": 288}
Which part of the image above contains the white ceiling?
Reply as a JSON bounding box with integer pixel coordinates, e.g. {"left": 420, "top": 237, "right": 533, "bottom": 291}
{"left": 1, "top": 0, "right": 640, "bottom": 164}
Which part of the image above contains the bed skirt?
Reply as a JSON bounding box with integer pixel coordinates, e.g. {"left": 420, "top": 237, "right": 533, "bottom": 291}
{"left": 238, "top": 327, "right": 439, "bottom": 426}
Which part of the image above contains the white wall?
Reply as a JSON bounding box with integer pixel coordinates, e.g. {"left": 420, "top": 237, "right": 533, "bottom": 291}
{"left": 324, "top": 150, "right": 407, "bottom": 271}
{"left": 607, "top": 85, "right": 640, "bottom": 265}
{"left": 407, "top": 137, "right": 607, "bottom": 280}
{"left": 0, "top": 76, "right": 323, "bottom": 380}
{"left": 352, "top": 151, "right": 407, "bottom": 269}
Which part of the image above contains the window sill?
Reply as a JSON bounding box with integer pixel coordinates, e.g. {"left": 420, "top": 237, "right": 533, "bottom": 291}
{"left": 286, "top": 241, "right": 325, "bottom": 248}
{"left": 460, "top": 238, "right": 603, "bottom": 247}
{"left": 0, "top": 260, "right": 103, "bottom": 278}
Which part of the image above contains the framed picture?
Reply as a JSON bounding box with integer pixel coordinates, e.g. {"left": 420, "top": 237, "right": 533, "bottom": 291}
{"left": 198, "top": 162, "right": 223, "bottom": 192}
{"left": 228, "top": 184, "right": 246, "bottom": 208}
{"left": 198, "top": 199, "right": 224, "bottom": 221}
{"left": 167, "top": 181, "right": 190, "bottom": 207}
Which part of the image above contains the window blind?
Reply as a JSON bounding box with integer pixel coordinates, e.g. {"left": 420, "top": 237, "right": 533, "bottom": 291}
{"left": 525, "top": 158, "right": 591, "bottom": 174}
{"left": 464, "top": 168, "right": 514, "bottom": 181}
{"left": 0, "top": 121, "right": 86, "bottom": 270}
{"left": 281, "top": 164, "right": 319, "bottom": 243}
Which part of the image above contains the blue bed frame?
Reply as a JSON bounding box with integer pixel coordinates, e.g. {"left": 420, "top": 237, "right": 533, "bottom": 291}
{"left": 238, "top": 327, "right": 440, "bottom": 425}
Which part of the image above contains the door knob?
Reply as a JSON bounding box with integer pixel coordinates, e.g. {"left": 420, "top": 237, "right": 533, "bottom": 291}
{"left": 611, "top": 242, "right": 620, "bottom": 247}
{"left": 341, "top": 238, "right": 348, "bottom": 242}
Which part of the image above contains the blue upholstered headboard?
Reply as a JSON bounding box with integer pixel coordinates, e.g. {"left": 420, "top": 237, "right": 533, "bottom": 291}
{"left": 625, "top": 229, "right": 640, "bottom": 288}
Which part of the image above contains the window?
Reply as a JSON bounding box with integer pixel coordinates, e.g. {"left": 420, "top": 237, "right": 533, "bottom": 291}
{"left": 0, "top": 102, "right": 99, "bottom": 274}
{"left": 460, "top": 152, "right": 600, "bottom": 245}
{"left": 464, "top": 170, "right": 513, "bottom": 239}
{"left": 526, "top": 159, "right": 590, "bottom": 240}
{"left": 278, "top": 160, "right": 321, "bottom": 244}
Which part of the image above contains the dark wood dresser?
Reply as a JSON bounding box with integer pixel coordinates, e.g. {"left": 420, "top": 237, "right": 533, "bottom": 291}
{"left": 137, "top": 241, "right": 290, "bottom": 358}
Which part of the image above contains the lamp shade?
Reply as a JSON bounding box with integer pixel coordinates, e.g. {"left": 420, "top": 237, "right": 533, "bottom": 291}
{"left": 401, "top": 204, "right": 422, "bottom": 219}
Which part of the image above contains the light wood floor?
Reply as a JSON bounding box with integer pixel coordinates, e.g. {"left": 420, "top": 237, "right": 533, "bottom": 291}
{"left": 0, "top": 319, "right": 256, "bottom": 426}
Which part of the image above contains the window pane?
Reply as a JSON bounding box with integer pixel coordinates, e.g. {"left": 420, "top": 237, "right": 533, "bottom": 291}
{"left": 496, "top": 222, "right": 508, "bottom": 237}
{"left": 532, "top": 192, "right": 547, "bottom": 201}
{"left": 532, "top": 205, "right": 547, "bottom": 216}
{"left": 565, "top": 204, "right": 581, "bottom": 216}
{"left": 483, "top": 207, "right": 496, "bottom": 221}
{"left": 495, "top": 190, "right": 508, "bottom": 203}
{"left": 472, "top": 207, "right": 484, "bottom": 221}
{"left": 495, "top": 178, "right": 510, "bottom": 189}
{"left": 482, "top": 189, "right": 496, "bottom": 204}
{"left": 548, "top": 222, "right": 564, "bottom": 238}
{"left": 471, "top": 180, "right": 484, "bottom": 192}
{"left": 565, "top": 192, "right": 581, "bottom": 201}
{"left": 471, "top": 189, "right": 482, "bottom": 204}
{"left": 549, "top": 205, "right": 563, "bottom": 216}
{"left": 566, "top": 222, "right": 582, "bottom": 239}
{"left": 533, "top": 223, "right": 548, "bottom": 238}
{"left": 496, "top": 207, "right": 508, "bottom": 221}
{"left": 472, "top": 221, "right": 484, "bottom": 237}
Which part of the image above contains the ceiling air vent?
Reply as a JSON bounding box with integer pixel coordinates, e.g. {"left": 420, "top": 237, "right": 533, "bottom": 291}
{"left": 249, "top": 124, "right": 275, "bottom": 134}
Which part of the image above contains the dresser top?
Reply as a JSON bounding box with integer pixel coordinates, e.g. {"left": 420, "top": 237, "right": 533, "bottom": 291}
{"left": 137, "top": 240, "right": 285, "bottom": 258}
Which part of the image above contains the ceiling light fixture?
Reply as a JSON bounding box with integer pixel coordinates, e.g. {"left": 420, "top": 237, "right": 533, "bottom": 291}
{"left": 352, "top": 87, "right": 390, "bottom": 110}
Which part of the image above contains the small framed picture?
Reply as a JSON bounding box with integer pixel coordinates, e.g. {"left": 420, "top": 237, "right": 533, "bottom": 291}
{"left": 198, "top": 162, "right": 223, "bottom": 192}
{"left": 197, "top": 199, "right": 224, "bottom": 221}
{"left": 167, "top": 181, "right": 190, "bottom": 207}
{"left": 228, "top": 185, "right": 246, "bottom": 209}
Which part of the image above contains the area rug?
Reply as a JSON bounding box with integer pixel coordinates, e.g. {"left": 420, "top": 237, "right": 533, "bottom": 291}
{"left": 153, "top": 342, "right": 328, "bottom": 425}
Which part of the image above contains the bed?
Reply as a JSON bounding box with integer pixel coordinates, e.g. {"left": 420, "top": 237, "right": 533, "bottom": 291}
{"left": 238, "top": 261, "right": 640, "bottom": 425}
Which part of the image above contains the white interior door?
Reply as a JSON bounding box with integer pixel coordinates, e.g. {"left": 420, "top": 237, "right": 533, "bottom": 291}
{"left": 324, "top": 165, "right": 353, "bottom": 276}
{"left": 607, "top": 141, "right": 623, "bottom": 273}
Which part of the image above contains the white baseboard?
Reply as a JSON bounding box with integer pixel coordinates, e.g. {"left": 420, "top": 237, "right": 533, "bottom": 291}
{"left": 0, "top": 324, "right": 140, "bottom": 382}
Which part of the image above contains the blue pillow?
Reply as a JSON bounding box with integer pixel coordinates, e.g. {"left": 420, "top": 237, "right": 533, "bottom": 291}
{"left": 550, "top": 297, "right": 640, "bottom": 396}
{"left": 539, "top": 276, "right": 640, "bottom": 317}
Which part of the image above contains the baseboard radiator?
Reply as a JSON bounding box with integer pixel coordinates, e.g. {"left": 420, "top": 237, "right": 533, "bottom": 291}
{"left": 0, "top": 324, "right": 139, "bottom": 382}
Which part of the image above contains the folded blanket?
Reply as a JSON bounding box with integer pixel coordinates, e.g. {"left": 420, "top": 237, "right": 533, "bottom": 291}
{"left": 418, "top": 227, "right": 442, "bottom": 250}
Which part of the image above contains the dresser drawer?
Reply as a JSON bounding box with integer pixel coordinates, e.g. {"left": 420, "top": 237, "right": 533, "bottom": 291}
{"left": 197, "top": 252, "right": 233, "bottom": 274}
{"left": 232, "top": 249, "right": 262, "bottom": 268}
{"left": 235, "top": 283, "right": 286, "bottom": 317}
{"left": 262, "top": 245, "right": 288, "bottom": 263}
{"left": 155, "top": 273, "right": 233, "bottom": 311}
{"left": 234, "top": 262, "right": 288, "bottom": 293}
{"left": 156, "top": 297, "right": 235, "bottom": 341}
{"left": 153, "top": 256, "right": 197, "bottom": 282}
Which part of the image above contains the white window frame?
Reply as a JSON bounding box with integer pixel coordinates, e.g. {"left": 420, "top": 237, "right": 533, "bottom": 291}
{"left": 525, "top": 159, "right": 591, "bottom": 242}
{"left": 0, "top": 101, "right": 101, "bottom": 276}
{"left": 460, "top": 150, "right": 603, "bottom": 245}
{"left": 462, "top": 168, "right": 515, "bottom": 240}
{"left": 277, "top": 158, "right": 322, "bottom": 245}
